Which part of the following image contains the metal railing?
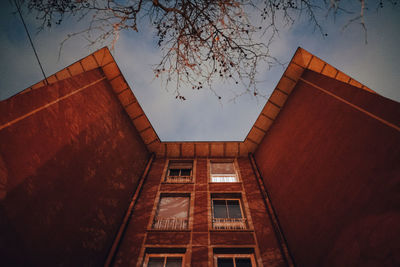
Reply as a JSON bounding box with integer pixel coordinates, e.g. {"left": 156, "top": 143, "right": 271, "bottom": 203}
{"left": 211, "top": 175, "right": 238, "bottom": 183}
{"left": 165, "top": 175, "right": 193, "bottom": 183}
{"left": 153, "top": 217, "right": 188, "bottom": 230}
{"left": 212, "top": 218, "right": 247, "bottom": 230}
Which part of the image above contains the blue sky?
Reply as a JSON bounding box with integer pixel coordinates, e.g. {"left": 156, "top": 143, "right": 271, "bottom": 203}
{"left": 1, "top": 1, "right": 399, "bottom": 141}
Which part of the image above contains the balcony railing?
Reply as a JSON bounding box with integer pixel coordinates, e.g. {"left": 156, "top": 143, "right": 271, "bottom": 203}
{"left": 212, "top": 218, "right": 247, "bottom": 230}
{"left": 153, "top": 217, "right": 188, "bottom": 230}
{"left": 165, "top": 175, "right": 193, "bottom": 183}
{"left": 211, "top": 175, "right": 238, "bottom": 183}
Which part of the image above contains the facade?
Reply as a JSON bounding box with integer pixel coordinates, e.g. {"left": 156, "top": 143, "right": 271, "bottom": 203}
{"left": 112, "top": 157, "right": 287, "bottom": 267}
{"left": 0, "top": 47, "right": 399, "bottom": 266}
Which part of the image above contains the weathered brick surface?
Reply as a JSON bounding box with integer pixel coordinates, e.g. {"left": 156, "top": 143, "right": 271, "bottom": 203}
{"left": 159, "top": 183, "right": 194, "bottom": 192}
{"left": 209, "top": 182, "right": 242, "bottom": 191}
{"left": 210, "top": 231, "right": 255, "bottom": 245}
{"left": 255, "top": 71, "right": 400, "bottom": 266}
{"left": 191, "top": 246, "right": 209, "bottom": 267}
{"left": 193, "top": 191, "right": 208, "bottom": 232}
{"left": 238, "top": 158, "right": 285, "bottom": 266}
{"left": 192, "top": 232, "right": 208, "bottom": 246}
{"left": 195, "top": 158, "right": 208, "bottom": 184}
{"left": 114, "top": 158, "right": 165, "bottom": 266}
{"left": 145, "top": 232, "right": 191, "bottom": 245}
{"left": 115, "top": 156, "right": 287, "bottom": 265}
{"left": 0, "top": 69, "right": 149, "bottom": 266}
{"left": 302, "top": 69, "right": 400, "bottom": 126}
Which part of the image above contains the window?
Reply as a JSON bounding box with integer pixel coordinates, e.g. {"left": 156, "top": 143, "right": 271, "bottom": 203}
{"left": 212, "top": 198, "right": 247, "bottom": 230}
{"left": 214, "top": 255, "right": 256, "bottom": 267}
{"left": 166, "top": 161, "right": 193, "bottom": 183}
{"left": 153, "top": 195, "right": 189, "bottom": 230}
{"left": 144, "top": 254, "right": 184, "bottom": 267}
{"left": 210, "top": 161, "right": 238, "bottom": 182}
{"left": 213, "top": 248, "right": 256, "bottom": 267}
{"left": 143, "top": 248, "right": 186, "bottom": 267}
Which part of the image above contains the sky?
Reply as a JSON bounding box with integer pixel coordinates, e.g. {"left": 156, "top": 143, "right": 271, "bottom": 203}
{"left": 0, "top": 1, "right": 399, "bottom": 141}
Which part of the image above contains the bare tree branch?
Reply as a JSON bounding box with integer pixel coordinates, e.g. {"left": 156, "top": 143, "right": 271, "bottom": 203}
{"left": 19, "top": 0, "right": 398, "bottom": 100}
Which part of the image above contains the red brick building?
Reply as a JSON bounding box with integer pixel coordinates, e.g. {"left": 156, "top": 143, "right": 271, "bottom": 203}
{"left": 0, "top": 47, "right": 399, "bottom": 266}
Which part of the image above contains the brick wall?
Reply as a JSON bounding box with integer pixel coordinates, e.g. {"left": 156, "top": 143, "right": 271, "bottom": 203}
{"left": 238, "top": 158, "right": 285, "bottom": 266}
{"left": 254, "top": 71, "right": 400, "bottom": 266}
{"left": 116, "top": 157, "right": 285, "bottom": 266}
{"left": 0, "top": 69, "right": 149, "bottom": 266}
{"left": 114, "top": 158, "right": 167, "bottom": 266}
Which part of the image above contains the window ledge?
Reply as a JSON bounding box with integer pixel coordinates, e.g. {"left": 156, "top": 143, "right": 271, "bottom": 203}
{"left": 147, "top": 229, "right": 192, "bottom": 232}
{"left": 161, "top": 182, "right": 195, "bottom": 185}
{"left": 208, "top": 182, "right": 242, "bottom": 184}
{"left": 209, "top": 229, "right": 254, "bottom": 232}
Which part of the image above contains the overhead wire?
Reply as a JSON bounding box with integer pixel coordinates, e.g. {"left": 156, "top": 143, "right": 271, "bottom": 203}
{"left": 13, "top": 0, "right": 48, "bottom": 85}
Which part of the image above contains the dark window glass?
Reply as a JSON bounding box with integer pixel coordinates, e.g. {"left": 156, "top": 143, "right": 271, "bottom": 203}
{"left": 213, "top": 200, "right": 228, "bottom": 218}
{"left": 180, "top": 169, "right": 191, "bottom": 176}
{"left": 213, "top": 200, "right": 243, "bottom": 219}
{"left": 236, "top": 258, "right": 252, "bottom": 267}
{"left": 227, "top": 200, "right": 242, "bottom": 218}
{"left": 166, "top": 257, "right": 182, "bottom": 267}
{"left": 217, "top": 258, "right": 234, "bottom": 267}
{"left": 148, "top": 257, "right": 164, "bottom": 267}
{"left": 169, "top": 169, "right": 180, "bottom": 176}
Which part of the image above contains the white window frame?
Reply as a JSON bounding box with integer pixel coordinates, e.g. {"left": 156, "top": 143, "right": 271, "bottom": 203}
{"left": 214, "top": 254, "right": 256, "bottom": 267}
{"left": 143, "top": 253, "right": 185, "bottom": 267}
{"left": 211, "top": 198, "right": 247, "bottom": 230}
{"left": 209, "top": 160, "right": 240, "bottom": 183}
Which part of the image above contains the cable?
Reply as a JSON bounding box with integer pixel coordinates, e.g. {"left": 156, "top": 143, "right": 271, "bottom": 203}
{"left": 13, "top": 0, "right": 49, "bottom": 85}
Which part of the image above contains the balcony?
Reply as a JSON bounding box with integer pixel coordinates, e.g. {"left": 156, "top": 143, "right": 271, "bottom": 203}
{"left": 212, "top": 218, "right": 247, "bottom": 230}
{"left": 211, "top": 175, "right": 238, "bottom": 183}
{"left": 165, "top": 175, "right": 193, "bottom": 183}
{"left": 153, "top": 217, "right": 188, "bottom": 230}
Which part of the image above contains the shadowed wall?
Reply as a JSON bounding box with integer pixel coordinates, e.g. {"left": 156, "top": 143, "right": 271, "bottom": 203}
{"left": 0, "top": 69, "right": 149, "bottom": 266}
{"left": 255, "top": 70, "right": 400, "bottom": 266}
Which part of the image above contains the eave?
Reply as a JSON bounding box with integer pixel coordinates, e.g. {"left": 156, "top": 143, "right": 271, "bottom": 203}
{"left": 20, "top": 47, "right": 373, "bottom": 158}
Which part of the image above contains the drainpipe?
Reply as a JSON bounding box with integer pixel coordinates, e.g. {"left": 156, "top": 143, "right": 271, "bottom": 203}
{"left": 104, "top": 153, "right": 155, "bottom": 267}
{"left": 248, "top": 153, "right": 295, "bottom": 267}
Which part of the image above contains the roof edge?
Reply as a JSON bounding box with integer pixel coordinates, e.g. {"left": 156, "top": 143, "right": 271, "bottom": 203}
{"left": 243, "top": 47, "right": 375, "bottom": 154}
{"left": 18, "top": 47, "right": 374, "bottom": 158}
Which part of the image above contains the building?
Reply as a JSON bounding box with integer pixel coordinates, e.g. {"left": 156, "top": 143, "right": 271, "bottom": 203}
{"left": 0, "top": 47, "right": 399, "bottom": 266}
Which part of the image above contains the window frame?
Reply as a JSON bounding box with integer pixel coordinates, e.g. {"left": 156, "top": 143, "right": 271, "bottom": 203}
{"left": 151, "top": 194, "right": 191, "bottom": 231}
{"left": 143, "top": 253, "right": 186, "bottom": 267}
{"left": 213, "top": 254, "right": 257, "bottom": 267}
{"left": 211, "top": 195, "right": 248, "bottom": 230}
{"left": 164, "top": 160, "right": 195, "bottom": 184}
{"left": 209, "top": 159, "right": 240, "bottom": 183}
